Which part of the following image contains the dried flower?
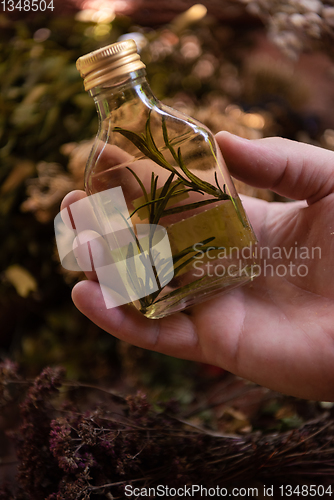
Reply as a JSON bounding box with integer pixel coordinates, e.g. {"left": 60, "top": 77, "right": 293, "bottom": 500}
{"left": 13, "top": 367, "right": 65, "bottom": 499}
{"left": 0, "top": 359, "right": 20, "bottom": 407}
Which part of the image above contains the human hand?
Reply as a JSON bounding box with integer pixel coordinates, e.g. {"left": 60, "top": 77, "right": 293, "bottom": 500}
{"left": 61, "top": 133, "right": 334, "bottom": 401}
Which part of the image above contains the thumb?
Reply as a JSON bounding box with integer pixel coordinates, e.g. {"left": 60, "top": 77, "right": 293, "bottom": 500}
{"left": 216, "top": 132, "right": 334, "bottom": 204}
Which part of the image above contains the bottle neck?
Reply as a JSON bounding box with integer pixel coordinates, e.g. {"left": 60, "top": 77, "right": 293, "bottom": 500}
{"left": 89, "top": 69, "right": 156, "bottom": 121}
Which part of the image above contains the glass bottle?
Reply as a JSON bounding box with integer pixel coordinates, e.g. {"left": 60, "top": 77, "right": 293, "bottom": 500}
{"left": 76, "top": 40, "right": 260, "bottom": 319}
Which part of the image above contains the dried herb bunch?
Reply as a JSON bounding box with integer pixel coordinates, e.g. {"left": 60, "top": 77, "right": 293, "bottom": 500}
{"left": 1, "top": 363, "right": 334, "bottom": 499}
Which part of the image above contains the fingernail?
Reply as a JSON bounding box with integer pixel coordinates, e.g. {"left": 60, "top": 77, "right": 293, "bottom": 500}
{"left": 216, "top": 131, "right": 250, "bottom": 142}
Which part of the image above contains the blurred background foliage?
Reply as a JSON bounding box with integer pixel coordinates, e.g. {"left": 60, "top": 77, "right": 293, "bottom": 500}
{"left": 1, "top": 0, "right": 334, "bottom": 464}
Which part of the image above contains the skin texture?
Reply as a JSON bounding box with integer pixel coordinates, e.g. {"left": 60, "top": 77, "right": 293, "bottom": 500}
{"left": 61, "top": 133, "right": 334, "bottom": 401}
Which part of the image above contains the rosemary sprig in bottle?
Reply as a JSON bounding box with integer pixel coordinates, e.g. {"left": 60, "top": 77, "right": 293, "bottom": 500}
{"left": 113, "top": 112, "right": 236, "bottom": 313}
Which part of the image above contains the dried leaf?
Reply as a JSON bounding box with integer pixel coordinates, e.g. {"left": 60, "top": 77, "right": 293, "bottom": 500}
{"left": 22, "top": 84, "right": 48, "bottom": 105}
{"left": 4, "top": 264, "right": 37, "bottom": 297}
{"left": 0, "top": 160, "right": 35, "bottom": 194}
{"left": 218, "top": 407, "right": 252, "bottom": 434}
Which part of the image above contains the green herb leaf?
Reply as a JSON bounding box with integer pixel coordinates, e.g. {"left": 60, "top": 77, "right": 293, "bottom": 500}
{"left": 126, "top": 167, "right": 149, "bottom": 205}
{"left": 114, "top": 127, "right": 152, "bottom": 158}
{"left": 177, "top": 147, "right": 221, "bottom": 198}
{"left": 125, "top": 242, "right": 142, "bottom": 297}
{"left": 128, "top": 195, "right": 168, "bottom": 219}
{"left": 162, "top": 115, "right": 179, "bottom": 163}
{"left": 152, "top": 180, "right": 183, "bottom": 226}
{"left": 162, "top": 197, "right": 223, "bottom": 218}
{"left": 172, "top": 237, "right": 216, "bottom": 265}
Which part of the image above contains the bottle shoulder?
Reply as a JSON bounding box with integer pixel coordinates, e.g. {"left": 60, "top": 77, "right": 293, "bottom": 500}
{"left": 84, "top": 98, "right": 221, "bottom": 194}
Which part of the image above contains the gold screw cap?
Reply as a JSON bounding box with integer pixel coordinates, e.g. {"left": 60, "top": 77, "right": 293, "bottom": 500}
{"left": 76, "top": 39, "right": 146, "bottom": 91}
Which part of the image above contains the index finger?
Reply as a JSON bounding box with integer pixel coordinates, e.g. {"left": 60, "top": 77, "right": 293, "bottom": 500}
{"left": 216, "top": 132, "right": 334, "bottom": 204}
